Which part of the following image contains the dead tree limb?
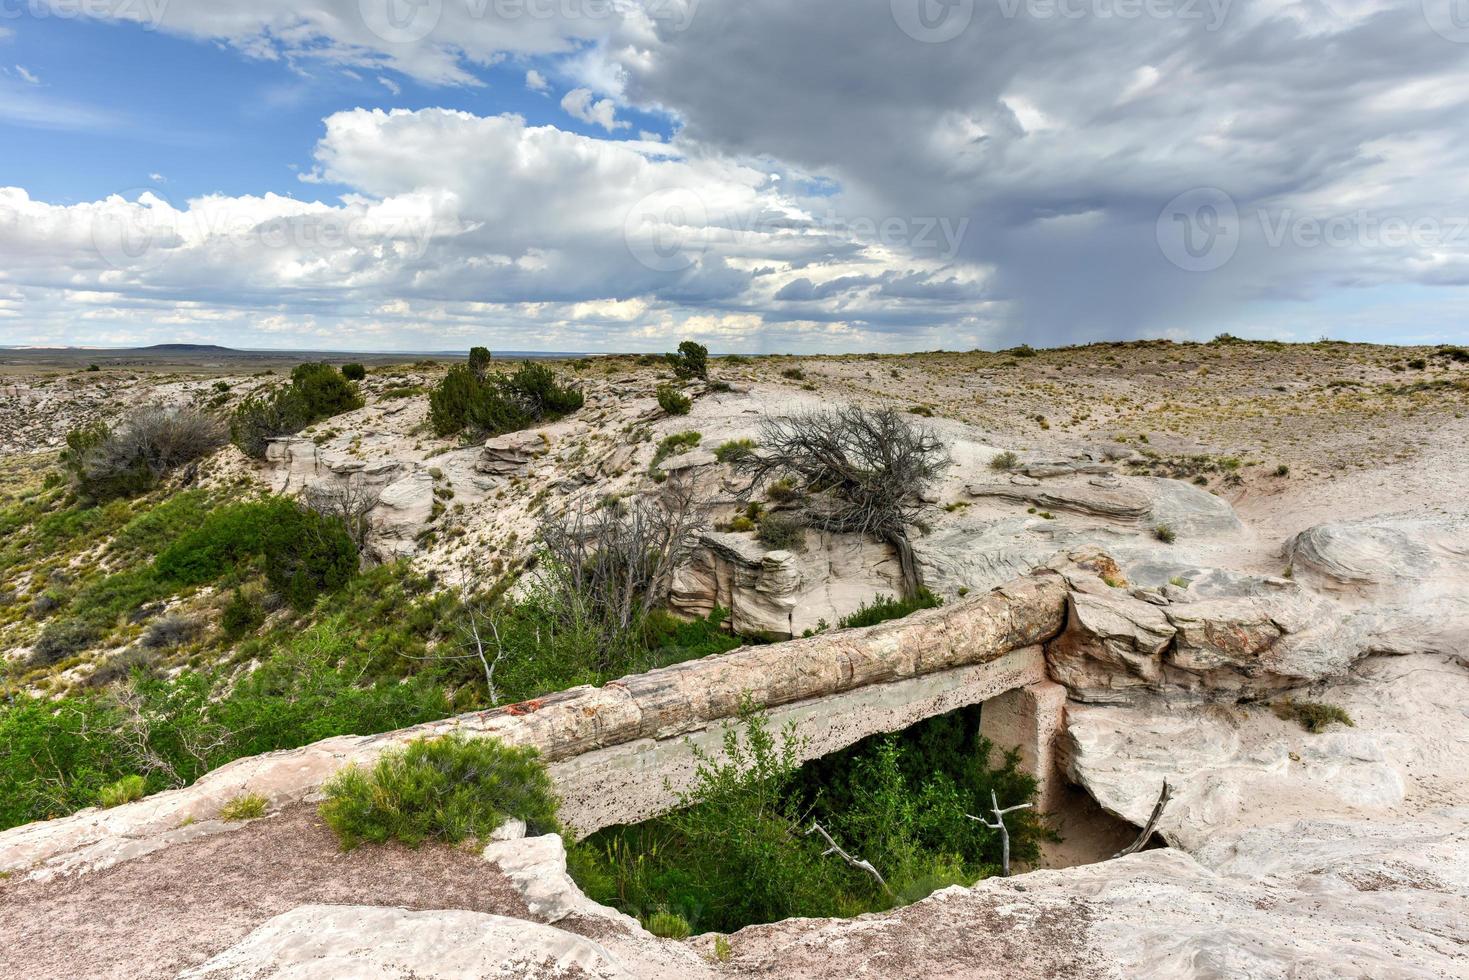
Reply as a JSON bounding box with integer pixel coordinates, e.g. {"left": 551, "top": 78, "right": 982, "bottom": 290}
{"left": 968, "top": 789, "right": 1033, "bottom": 877}
{"left": 806, "top": 821, "right": 892, "bottom": 897}
{"left": 730, "top": 407, "right": 949, "bottom": 599}
{"left": 1112, "top": 780, "right": 1173, "bottom": 859}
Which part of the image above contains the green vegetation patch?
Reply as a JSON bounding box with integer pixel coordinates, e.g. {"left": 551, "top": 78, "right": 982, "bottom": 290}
{"left": 428, "top": 360, "right": 583, "bottom": 438}
{"left": 837, "top": 588, "right": 942, "bottom": 629}
{"left": 320, "top": 733, "right": 560, "bottom": 850}
{"left": 231, "top": 362, "right": 364, "bottom": 458}
{"left": 569, "top": 705, "right": 1051, "bottom": 934}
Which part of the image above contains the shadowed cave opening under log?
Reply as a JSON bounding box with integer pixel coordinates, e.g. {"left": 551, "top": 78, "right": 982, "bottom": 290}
{"left": 564, "top": 700, "right": 1144, "bottom": 937}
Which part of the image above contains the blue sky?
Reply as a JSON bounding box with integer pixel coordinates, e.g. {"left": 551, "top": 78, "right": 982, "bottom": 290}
{"left": 1, "top": 14, "right": 670, "bottom": 203}
{"left": 1, "top": 1, "right": 1467, "bottom": 352}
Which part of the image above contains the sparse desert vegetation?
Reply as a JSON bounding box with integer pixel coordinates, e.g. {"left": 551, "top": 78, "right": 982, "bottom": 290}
{"left": 0, "top": 338, "right": 1466, "bottom": 978}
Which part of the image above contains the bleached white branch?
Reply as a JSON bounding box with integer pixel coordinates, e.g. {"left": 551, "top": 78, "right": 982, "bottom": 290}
{"left": 806, "top": 821, "right": 892, "bottom": 895}
{"left": 966, "top": 789, "right": 1032, "bottom": 877}
{"left": 1112, "top": 780, "right": 1172, "bottom": 859}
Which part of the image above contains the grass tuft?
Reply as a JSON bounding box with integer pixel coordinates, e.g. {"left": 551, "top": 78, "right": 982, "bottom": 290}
{"left": 219, "top": 792, "right": 268, "bottom": 821}
{"left": 1273, "top": 698, "right": 1354, "bottom": 733}
{"left": 98, "top": 774, "right": 146, "bottom": 808}
{"left": 644, "top": 910, "right": 692, "bottom": 939}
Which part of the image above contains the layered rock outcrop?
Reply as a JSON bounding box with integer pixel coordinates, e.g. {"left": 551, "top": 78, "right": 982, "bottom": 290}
{"left": 670, "top": 531, "right": 903, "bottom": 638}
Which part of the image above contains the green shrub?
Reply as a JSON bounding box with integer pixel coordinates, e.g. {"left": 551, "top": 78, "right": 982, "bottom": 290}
{"left": 155, "top": 500, "right": 280, "bottom": 584}
{"left": 714, "top": 438, "right": 756, "bottom": 464}
{"left": 261, "top": 506, "right": 358, "bottom": 611}
{"left": 319, "top": 733, "right": 560, "bottom": 850}
{"left": 837, "top": 588, "right": 942, "bottom": 629}
{"left": 1153, "top": 524, "right": 1177, "bottom": 544}
{"left": 427, "top": 364, "right": 488, "bottom": 435}
{"left": 989, "top": 451, "right": 1019, "bottom": 471}
{"left": 230, "top": 363, "right": 362, "bottom": 458}
{"left": 428, "top": 360, "right": 582, "bottom": 437}
{"left": 468, "top": 346, "right": 492, "bottom": 377}
{"left": 571, "top": 711, "right": 850, "bottom": 932}
{"left": 780, "top": 367, "right": 805, "bottom": 381}
{"left": 756, "top": 513, "right": 804, "bottom": 550}
{"left": 651, "top": 430, "right": 700, "bottom": 465}
{"left": 665, "top": 341, "right": 709, "bottom": 381}
{"left": 765, "top": 477, "right": 799, "bottom": 504}
{"left": 289, "top": 362, "right": 364, "bottom": 420}
{"left": 156, "top": 497, "right": 357, "bottom": 610}
{"left": 60, "top": 423, "right": 148, "bottom": 501}
{"left": 221, "top": 588, "right": 265, "bottom": 637}
{"left": 795, "top": 706, "right": 1053, "bottom": 879}
{"left": 341, "top": 363, "right": 367, "bottom": 381}
{"left": 98, "top": 774, "right": 146, "bottom": 808}
{"left": 219, "top": 792, "right": 268, "bottom": 820}
{"left": 230, "top": 391, "right": 307, "bottom": 458}
{"left": 571, "top": 706, "right": 1047, "bottom": 935}
{"left": 657, "top": 385, "right": 692, "bottom": 416}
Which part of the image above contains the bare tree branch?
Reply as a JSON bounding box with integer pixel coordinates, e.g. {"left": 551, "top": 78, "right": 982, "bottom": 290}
{"left": 731, "top": 406, "right": 949, "bottom": 598}
{"left": 1112, "top": 780, "right": 1173, "bottom": 859}
{"left": 968, "top": 789, "right": 1033, "bottom": 877}
{"left": 536, "top": 474, "right": 708, "bottom": 665}
{"left": 806, "top": 820, "right": 892, "bottom": 896}
{"left": 304, "top": 477, "right": 382, "bottom": 553}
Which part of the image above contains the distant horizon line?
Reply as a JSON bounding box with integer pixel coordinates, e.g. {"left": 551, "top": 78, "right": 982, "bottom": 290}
{"left": 0, "top": 336, "right": 1451, "bottom": 358}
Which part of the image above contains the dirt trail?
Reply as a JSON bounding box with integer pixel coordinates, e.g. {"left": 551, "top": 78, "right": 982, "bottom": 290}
{"left": 0, "top": 806, "right": 529, "bottom": 980}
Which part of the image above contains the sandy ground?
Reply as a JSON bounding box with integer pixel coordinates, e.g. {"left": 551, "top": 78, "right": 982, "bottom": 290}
{"left": 0, "top": 806, "right": 530, "bottom": 980}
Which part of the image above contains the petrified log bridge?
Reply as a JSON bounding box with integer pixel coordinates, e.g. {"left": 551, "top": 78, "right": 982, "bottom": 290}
{"left": 0, "top": 572, "right": 1070, "bottom": 877}
{"left": 514, "top": 572, "right": 1067, "bottom": 830}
